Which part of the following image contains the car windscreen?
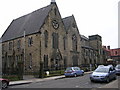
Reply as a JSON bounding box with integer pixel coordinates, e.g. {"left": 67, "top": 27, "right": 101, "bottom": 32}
{"left": 95, "top": 67, "right": 109, "bottom": 73}
{"left": 116, "top": 65, "right": 120, "bottom": 69}
{"left": 73, "top": 67, "right": 80, "bottom": 70}
{"left": 66, "top": 67, "right": 72, "bottom": 71}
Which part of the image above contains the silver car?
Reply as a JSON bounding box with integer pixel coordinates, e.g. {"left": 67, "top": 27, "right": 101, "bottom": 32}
{"left": 90, "top": 65, "right": 116, "bottom": 83}
{"left": 115, "top": 64, "right": 120, "bottom": 75}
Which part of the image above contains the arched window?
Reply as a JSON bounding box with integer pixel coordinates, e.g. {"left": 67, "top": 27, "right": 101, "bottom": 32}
{"left": 44, "top": 55, "right": 48, "bottom": 70}
{"left": 54, "top": 8, "right": 57, "bottom": 16}
{"left": 9, "top": 42, "right": 12, "bottom": 50}
{"left": 44, "top": 30, "right": 48, "bottom": 48}
{"left": 63, "top": 37, "right": 66, "bottom": 50}
{"left": 52, "top": 32, "right": 59, "bottom": 49}
{"left": 17, "top": 40, "right": 21, "bottom": 50}
{"left": 72, "top": 55, "right": 78, "bottom": 66}
{"left": 29, "top": 53, "right": 32, "bottom": 69}
{"left": 28, "top": 37, "right": 33, "bottom": 47}
{"left": 72, "top": 34, "right": 77, "bottom": 51}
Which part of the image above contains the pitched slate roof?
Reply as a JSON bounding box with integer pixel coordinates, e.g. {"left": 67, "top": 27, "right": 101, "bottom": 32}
{"left": 62, "top": 15, "right": 80, "bottom": 34}
{"left": 62, "top": 15, "right": 73, "bottom": 30}
{"left": 2, "top": 4, "right": 52, "bottom": 42}
{"left": 81, "top": 46, "right": 94, "bottom": 50}
{"left": 81, "top": 35, "right": 89, "bottom": 41}
{"left": 63, "top": 15, "right": 81, "bottom": 40}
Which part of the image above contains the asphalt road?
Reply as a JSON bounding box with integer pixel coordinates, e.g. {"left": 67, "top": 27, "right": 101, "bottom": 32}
{"left": 9, "top": 74, "right": 118, "bottom": 88}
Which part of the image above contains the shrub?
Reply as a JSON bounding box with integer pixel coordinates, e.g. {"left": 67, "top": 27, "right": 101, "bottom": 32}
{"left": 2, "top": 75, "right": 21, "bottom": 81}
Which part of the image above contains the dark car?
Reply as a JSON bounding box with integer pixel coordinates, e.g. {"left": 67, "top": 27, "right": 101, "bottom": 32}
{"left": 0, "top": 78, "right": 9, "bottom": 89}
{"left": 90, "top": 65, "right": 116, "bottom": 83}
{"left": 64, "top": 67, "right": 84, "bottom": 77}
{"left": 115, "top": 64, "right": 120, "bottom": 75}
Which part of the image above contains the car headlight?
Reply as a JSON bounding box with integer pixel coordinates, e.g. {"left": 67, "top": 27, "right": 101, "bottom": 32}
{"left": 81, "top": 70, "right": 84, "bottom": 72}
{"left": 100, "top": 74, "right": 108, "bottom": 78}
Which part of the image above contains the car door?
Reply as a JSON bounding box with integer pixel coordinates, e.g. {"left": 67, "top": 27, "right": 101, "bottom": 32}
{"left": 112, "top": 67, "right": 116, "bottom": 79}
{"left": 76, "top": 67, "right": 82, "bottom": 75}
{"left": 73, "top": 67, "right": 78, "bottom": 75}
{"left": 109, "top": 67, "right": 115, "bottom": 80}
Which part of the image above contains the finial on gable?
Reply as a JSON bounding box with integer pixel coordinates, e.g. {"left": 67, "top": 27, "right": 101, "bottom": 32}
{"left": 51, "top": 0, "right": 56, "bottom": 4}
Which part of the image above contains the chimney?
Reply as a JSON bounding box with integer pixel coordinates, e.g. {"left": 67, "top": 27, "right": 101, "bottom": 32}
{"left": 107, "top": 46, "right": 110, "bottom": 50}
{"left": 103, "top": 46, "right": 106, "bottom": 49}
{"left": 51, "top": 0, "right": 56, "bottom": 4}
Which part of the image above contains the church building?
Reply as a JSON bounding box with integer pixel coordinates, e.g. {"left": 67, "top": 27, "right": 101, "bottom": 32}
{"left": 1, "top": 0, "right": 103, "bottom": 77}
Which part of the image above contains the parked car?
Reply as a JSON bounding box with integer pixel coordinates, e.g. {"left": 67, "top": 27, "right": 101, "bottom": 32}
{"left": 64, "top": 67, "right": 84, "bottom": 77}
{"left": 98, "top": 65, "right": 104, "bottom": 67}
{"left": 90, "top": 65, "right": 116, "bottom": 83}
{"left": 0, "top": 78, "right": 9, "bottom": 89}
{"left": 108, "top": 64, "right": 114, "bottom": 69}
{"left": 115, "top": 64, "right": 120, "bottom": 75}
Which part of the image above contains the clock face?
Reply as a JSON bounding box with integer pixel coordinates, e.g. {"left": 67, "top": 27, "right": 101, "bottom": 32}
{"left": 52, "top": 20, "right": 59, "bottom": 29}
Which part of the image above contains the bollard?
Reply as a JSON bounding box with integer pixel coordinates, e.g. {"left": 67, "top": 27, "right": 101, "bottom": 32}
{"left": 46, "top": 71, "right": 49, "bottom": 76}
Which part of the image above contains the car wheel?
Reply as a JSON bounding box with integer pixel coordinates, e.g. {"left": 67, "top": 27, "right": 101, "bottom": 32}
{"left": 91, "top": 80, "right": 94, "bottom": 82}
{"left": 106, "top": 77, "right": 110, "bottom": 83}
{"left": 114, "top": 76, "right": 117, "bottom": 80}
{"left": 74, "top": 74, "right": 77, "bottom": 77}
{"left": 82, "top": 73, "right": 84, "bottom": 76}
{"left": 65, "top": 76, "right": 68, "bottom": 78}
{"left": 2, "top": 81, "right": 8, "bottom": 89}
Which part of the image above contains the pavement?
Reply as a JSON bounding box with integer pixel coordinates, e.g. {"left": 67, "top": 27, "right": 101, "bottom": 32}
{"left": 9, "top": 75, "right": 65, "bottom": 86}
{"left": 9, "top": 71, "right": 120, "bottom": 89}
{"left": 9, "top": 71, "right": 92, "bottom": 86}
{"left": 99, "top": 80, "right": 119, "bottom": 88}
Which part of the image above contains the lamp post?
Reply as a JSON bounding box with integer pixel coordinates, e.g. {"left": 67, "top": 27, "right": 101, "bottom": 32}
{"left": 23, "top": 30, "right": 26, "bottom": 74}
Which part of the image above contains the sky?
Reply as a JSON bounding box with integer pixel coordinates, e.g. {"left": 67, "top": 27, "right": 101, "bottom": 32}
{"left": 0, "top": 0, "right": 119, "bottom": 49}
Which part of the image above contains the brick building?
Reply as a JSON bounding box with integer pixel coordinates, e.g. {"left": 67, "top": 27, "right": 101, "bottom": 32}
{"left": 102, "top": 46, "right": 111, "bottom": 64}
{"left": 109, "top": 47, "right": 120, "bottom": 64}
{"left": 102, "top": 46, "right": 120, "bottom": 64}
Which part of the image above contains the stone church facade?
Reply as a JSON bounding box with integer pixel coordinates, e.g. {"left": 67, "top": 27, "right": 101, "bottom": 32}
{"left": 81, "top": 35, "right": 103, "bottom": 70}
{"left": 63, "top": 15, "right": 82, "bottom": 68}
{"left": 1, "top": 1, "right": 103, "bottom": 76}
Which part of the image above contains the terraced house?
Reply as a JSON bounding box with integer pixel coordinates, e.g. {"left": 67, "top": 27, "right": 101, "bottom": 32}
{"left": 1, "top": 1, "right": 103, "bottom": 77}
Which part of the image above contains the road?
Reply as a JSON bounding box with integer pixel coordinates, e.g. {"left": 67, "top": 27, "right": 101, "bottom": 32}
{"left": 9, "top": 74, "right": 119, "bottom": 88}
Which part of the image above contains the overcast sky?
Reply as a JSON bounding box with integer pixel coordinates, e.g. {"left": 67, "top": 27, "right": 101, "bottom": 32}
{"left": 0, "top": 0, "right": 119, "bottom": 49}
